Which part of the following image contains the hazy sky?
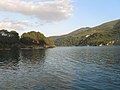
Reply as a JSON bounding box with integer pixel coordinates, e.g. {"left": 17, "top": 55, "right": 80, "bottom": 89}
{"left": 0, "top": 0, "right": 120, "bottom": 36}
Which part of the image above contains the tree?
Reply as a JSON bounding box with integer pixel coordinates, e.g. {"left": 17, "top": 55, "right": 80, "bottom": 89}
{"left": 20, "top": 31, "right": 54, "bottom": 47}
{"left": 0, "top": 29, "right": 19, "bottom": 48}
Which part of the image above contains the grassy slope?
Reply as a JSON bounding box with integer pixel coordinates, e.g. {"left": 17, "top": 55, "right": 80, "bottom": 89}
{"left": 49, "top": 19, "right": 120, "bottom": 46}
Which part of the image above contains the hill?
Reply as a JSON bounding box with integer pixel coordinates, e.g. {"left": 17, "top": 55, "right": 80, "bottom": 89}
{"left": 49, "top": 19, "right": 120, "bottom": 46}
{"left": 0, "top": 30, "right": 19, "bottom": 49}
{"left": 0, "top": 30, "right": 54, "bottom": 50}
{"left": 20, "top": 31, "right": 54, "bottom": 48}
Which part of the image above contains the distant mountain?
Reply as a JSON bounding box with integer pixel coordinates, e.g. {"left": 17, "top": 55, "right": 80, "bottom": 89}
{"left": 67, "top": 27, "right": 90, "bottom": 36}
{"left": 49, "top": 19, "right": 120, "bottom": 46}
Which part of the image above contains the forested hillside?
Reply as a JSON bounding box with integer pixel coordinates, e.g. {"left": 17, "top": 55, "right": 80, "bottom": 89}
{"left": 20, "top": 31, "right": 54, "bottom": 48}
{"left": 0, "top": 30, "right": 54, "bottom": 50}
{"left": 49, "top": 19, "right": 120, "bottom": 46}
{"left": 0, "top": 30, "right": 19, "bottom": 49}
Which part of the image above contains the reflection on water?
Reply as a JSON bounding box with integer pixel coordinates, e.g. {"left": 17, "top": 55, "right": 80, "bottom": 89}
{"left": 0, "top": 46, "right": 120, "bottom": 90}
{"left": 20, "top": 49, "right": 46, "bottom": 65}
{"left": 0, "top": 49, "right": 46, "bottom": 70}
{"left": 0, "top": 50, "right": 20, "bottom": 70}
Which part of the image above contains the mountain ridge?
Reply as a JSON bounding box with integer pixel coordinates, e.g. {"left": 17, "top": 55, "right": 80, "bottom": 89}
{"left": 49, "top": 19, "right": 120, "bottom": 46}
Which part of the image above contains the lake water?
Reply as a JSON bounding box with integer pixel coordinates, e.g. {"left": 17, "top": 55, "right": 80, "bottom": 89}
{"left": 0, "top": 46, "right": 120, "bottom": 90}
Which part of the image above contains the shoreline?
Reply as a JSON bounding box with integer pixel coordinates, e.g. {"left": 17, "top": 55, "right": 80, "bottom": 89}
{"left": 0, "top": 45, "right": 120, "bottom": 51}
{"left": 0, "top": 45, "right": 55, "bottom": 50}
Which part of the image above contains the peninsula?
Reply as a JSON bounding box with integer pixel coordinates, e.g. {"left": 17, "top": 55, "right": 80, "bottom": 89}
{"left": 0, "top": 30, "right": 54, "bottom": 50}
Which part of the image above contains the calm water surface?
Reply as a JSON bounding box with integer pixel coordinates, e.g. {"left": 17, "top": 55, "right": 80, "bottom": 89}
{"left": 0, "top": 46, "right": 120, "bottom": 90}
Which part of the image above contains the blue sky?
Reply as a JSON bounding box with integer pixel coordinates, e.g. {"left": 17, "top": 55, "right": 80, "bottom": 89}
{"left": 0, "top": 0, "right": 120, "bottom": 36}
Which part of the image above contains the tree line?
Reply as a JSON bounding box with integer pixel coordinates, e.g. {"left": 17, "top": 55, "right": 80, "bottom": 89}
{"left": 0, "top": 29, "right": 54, "bottom": 49}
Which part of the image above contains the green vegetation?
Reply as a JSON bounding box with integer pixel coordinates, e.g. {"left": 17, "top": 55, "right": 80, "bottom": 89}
{"left": 20, "top": 31, "right": 54, "bottom": 48}
{"left": 49, "top": 19, "right": 120, "bottom": 46}
{"left": 0, "top": 19, "right": 120, "bottom": 49}
{"left": 0, "top": 30, "right": 19, "bottom": 49}
{"left": 0, "top": 30, "right": 54, "bottom": 50}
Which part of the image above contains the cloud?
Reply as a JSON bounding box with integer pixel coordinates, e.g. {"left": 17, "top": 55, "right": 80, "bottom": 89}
{"left": 0, "top": 0, "right": 74, "bottom": 22}
{"left": 0, "top": 20, "right": 30, "bottom": 30}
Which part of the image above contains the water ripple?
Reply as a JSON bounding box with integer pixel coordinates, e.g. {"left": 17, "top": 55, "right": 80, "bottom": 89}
{"left": 0, "top": 46, "right": 120, "bottom": 90}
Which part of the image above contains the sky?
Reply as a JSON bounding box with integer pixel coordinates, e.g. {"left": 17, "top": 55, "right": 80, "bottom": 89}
{"left": 0, "top": 0, "right": 120, "bottom": 36}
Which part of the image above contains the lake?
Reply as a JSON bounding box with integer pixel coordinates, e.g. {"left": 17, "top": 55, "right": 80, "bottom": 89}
{"left": 0, "top": 46, "right": 120, "bottom": 90}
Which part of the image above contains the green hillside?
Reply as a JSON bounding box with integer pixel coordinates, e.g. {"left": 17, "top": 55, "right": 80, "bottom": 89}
{"left": 49, "top": 19, "right": 120, "bottom": 46}
{"left": 0, "top": 30, "right": 54, "bottom": 50}
{"left": 20, "top": 31, "right": 54, "bottom": 48}
{"left": 0, "top": 30, "right": 19, "bottom": 49}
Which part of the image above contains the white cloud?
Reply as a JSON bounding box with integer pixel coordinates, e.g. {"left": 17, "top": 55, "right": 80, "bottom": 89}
{"left": 0, "top": 20, "right": 30, "bottom": 30}
{"left": 0, "top": 0, "right": 74, "bottom": 22}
